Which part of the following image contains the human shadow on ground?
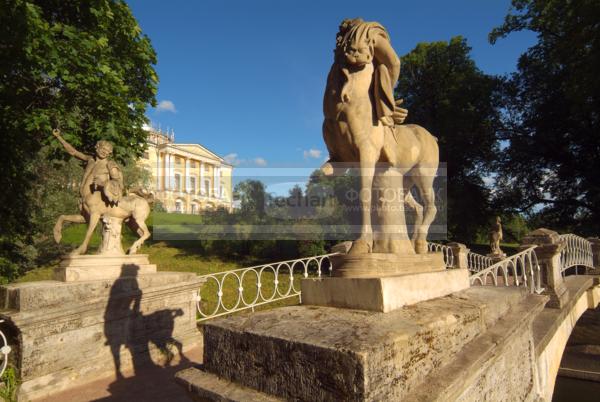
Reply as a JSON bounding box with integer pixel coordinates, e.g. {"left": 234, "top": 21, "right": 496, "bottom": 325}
{"left": 98, "top": 264, "right": 194, "bottom": 401}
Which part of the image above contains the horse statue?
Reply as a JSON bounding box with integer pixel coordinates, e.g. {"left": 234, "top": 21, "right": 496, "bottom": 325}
{"left": 321, "top": 19, "right": 439, "bottom": 255}
{"left": 51, "top": 129, "right": 152, "bottom": 256}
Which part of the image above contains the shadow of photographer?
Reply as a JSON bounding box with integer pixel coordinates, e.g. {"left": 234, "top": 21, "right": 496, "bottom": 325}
{"left": 99, "top": 264, "right": 193, "bottom": 401}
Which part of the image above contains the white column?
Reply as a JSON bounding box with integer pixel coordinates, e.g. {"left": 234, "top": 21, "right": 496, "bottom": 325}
{"left": 170, "top": 154, "right": 175, "bottom": 190}
{"left": 184, "top": 158, "right": 189, "bottom": 193}
{"left": 200, "top": 162, "right": 205, "bottom": 195}
{"left": 217, "top": 166, "right": 222, "bottom": 198}
{"left": 213, "top": 165, "right": 218, "bottom": 198}
{"left": 164, "top": 152, "right": 168, "bottom": 190}
{"left": 156, "top": 151, "right": 161, "bottom": 190}
{"left": 167, "top": 153, "right": 172, "bottom": 190}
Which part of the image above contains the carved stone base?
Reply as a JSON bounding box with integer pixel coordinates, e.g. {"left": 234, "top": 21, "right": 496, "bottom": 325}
{"left": 487, "top": 252, "right": 507, "bottom": 263}
{"left": 544, "top": 282, "right": 570, "bottom": 309}
{"left": 54, "top": 254, "right": 157, "bottom": 282}
{"left": 302, "top": 268, "right": 470, "bottom": 312}
{"left": 330, "top": 251, "right": 446, "bottom": 278}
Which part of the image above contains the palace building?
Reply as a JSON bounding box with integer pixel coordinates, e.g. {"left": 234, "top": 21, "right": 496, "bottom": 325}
{"left": 139, "top": 125, "right": 233, "bottom": 213}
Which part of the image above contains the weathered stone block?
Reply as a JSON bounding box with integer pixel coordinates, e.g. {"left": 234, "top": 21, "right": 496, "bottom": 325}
{"left": 0, "top": 271, "right": 203, "bottom": 401}
{"left": 198, "top": 287, "right": 525, "bottom": 402}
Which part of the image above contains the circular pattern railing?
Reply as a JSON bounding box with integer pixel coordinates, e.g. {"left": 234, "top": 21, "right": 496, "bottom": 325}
{"left": 196, "top": 253, "right": 338, "bottom": 321}
{"left": 467, "top": 252, "right": 495, "bottom": 273}
{"left": 558, "top": 234, "right": 594, "bottom": 275}
{"left": 469, "top": 246, "right": 543, "bottom": 294}
{"left": 0, "top": 320, "right": 11, "bottom": 378}
{"left": 427, "top": 242, "right": 454, "bottom": 268}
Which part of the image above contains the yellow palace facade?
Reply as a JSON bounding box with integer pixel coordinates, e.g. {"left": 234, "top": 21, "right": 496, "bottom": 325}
{"left": 139, "top": 126, "right": 233, "bottom": 213}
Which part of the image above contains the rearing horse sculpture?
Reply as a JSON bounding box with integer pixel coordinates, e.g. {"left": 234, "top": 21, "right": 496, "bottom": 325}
{"left": 321, "top": 19, "right": 439, "bottom": 255}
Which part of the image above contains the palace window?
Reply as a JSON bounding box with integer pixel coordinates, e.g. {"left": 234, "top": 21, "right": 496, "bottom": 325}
{"left": 190, "top": 177, "right": 196, "bottom": 193}
{"left": 204, "top": 179, "right": 210, "bottom": 196}
{"left": 174, "top": 174, "right": 181, "bottom": 191}
{"left": 190, "top": 160, "right": 196, "bottom": 168}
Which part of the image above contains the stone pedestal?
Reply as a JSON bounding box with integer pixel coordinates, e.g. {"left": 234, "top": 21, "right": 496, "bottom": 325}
{"left": 521, "top": 228, "right": 568, "bottom": 308}
{"left": 0, "top": 271, "right": 203, "bottom": 401}
{"left": 448, "top": 242, "right": 469, "bottom": 269}
{"left": 305, "top": 252, "right": 469, "bottom": 312}
{"left": 54, "top": 254, "right": 157, "bottom": 282}
{"left": 301, "top": 268, "right": 470, "bottom": 312}
{"left": 487, "top": 252, "right": 507, "bottom": 263}
{"left": 176, "top": 287, "right": 548, "bottom": 402}
{"left": 330, "top": 252, "right": 445, "bottom": 278}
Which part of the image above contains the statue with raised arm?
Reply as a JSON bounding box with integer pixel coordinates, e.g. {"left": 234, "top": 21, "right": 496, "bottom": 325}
{"left": 52, "top": 129, "right": 153, "bottom": 256}
{"left": 53, "top": 129, "right": 124, "bottom": 205}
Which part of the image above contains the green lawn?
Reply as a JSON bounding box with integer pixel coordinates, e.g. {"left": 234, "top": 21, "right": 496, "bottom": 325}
{"left": 18, "top": 212, "right": 244, "bottom": 283}
{"left": 16, "top": 212, "right": 321, "bottom": 319}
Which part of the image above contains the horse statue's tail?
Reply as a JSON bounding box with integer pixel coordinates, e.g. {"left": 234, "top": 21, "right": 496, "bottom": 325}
{"left": 129, "top": 187, "right": 155, "bottom": 205}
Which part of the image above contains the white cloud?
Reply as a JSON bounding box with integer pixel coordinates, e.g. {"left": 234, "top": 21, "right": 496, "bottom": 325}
{"left": 223, "top": 153, "right": 241, "bottom": 166}
{"left": 223, "top": 153, "right": 267, "bottom": 167}
{"left": 253, "top": 157, "right": 267, "bottom": 167}
{"left": 303, "top": 148, "right": 322, "bottom": 159}
{"left": 156, "top": 100, "right": 177, "bottom": 113}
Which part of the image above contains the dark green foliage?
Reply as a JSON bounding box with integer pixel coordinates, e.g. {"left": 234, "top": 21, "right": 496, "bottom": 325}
{"left": 234, "top": 180, "right": 269, "bottom": 219}
{"left": 491, "top": 0, "right": 600, "bottom": 235}
{"left": 0, "top": 0, "right": 157, "bottom": 279}
{"left": 396, "top": 37, "right": 501, "bottom": 241}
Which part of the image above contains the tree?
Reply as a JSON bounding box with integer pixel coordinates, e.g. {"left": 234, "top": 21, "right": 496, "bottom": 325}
{"left": 396, "top": 37, "right": 501, "bottom": 241}
{"left": 0, "top": 0, "right": 157, "bottom": 277}
{"left": 234, "top": 180, "right": 269, "bottom": 218}
{"left": 490, "top": 0, "right": 600, "bottom": 235}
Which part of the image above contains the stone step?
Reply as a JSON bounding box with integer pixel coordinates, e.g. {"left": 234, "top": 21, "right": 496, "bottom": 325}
{"left": 176, "top": 366, "right": 283, "bottom": 402}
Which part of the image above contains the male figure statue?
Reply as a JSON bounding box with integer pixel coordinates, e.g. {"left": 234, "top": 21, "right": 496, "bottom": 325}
{"left": 53, "top": 128, "right": 124, "bottom": 207}
{"left": 489, "top": 216, "right": 504, "bottom": 256}
{"left": 334, "top": 18, "right": 408, "bottom": 127}
{"left": 52, "top": 129, "right": 152, "bottom": 256}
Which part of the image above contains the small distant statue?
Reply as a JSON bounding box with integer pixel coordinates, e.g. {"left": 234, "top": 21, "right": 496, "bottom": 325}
{"left": 52, "top": 128, "right": 153, "bottom": 256}
{"left": 489, "top": 216, "right": 504, "bottom": 256}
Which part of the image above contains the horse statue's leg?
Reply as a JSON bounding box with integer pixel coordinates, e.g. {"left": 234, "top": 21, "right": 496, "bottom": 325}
{"left": 127, "top": 199, "right": 151, "bottom": 255}
{"left": 349, "top": 148, "right": 379, "bottom": 255}
{"left": 127, "top": 220, "right": 150, "bottom": 255}
{"left": 411, "top": 167, "right": 437, "bottom": 254}
{"left": 53, "top": 214, "right": 86, "bottom": 243}
{"left": 404, "top": 188, "right": 424, "bottom": 245}
{"left": 70, "top": 212, "right": 100, "bottom": 255}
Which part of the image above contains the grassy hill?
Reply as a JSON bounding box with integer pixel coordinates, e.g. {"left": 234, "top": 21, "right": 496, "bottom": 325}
{"left": 17, "top": 212, "right": 246, "bottom": 283}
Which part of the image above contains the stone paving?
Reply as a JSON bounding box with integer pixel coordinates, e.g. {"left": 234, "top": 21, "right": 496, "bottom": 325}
{"left": 36, "top": 346, "right": 202, "bottom": 402}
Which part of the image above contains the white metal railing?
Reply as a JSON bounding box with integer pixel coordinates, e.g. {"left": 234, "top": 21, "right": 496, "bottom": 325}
{"left": 559, "top": 234, "right": 594, "bottom": 274}
{"left": 196, "top": 253, "right": 339, "bottom": 321}
{"left": 467, "top": 252, "right": 495, "bottom": 273}
{"left": 470, "top": 246, "right": 543, "bottom": 294}
{"left": 0, "top": 320, "right": 11, "bottom": 378}
{"left": 427, "top": 242, "right": 454, "bottom": 268}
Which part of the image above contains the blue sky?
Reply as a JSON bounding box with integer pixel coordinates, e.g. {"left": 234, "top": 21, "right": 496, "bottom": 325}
{"left": 127, "top": 0, "right": 535, "bottom": 190}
